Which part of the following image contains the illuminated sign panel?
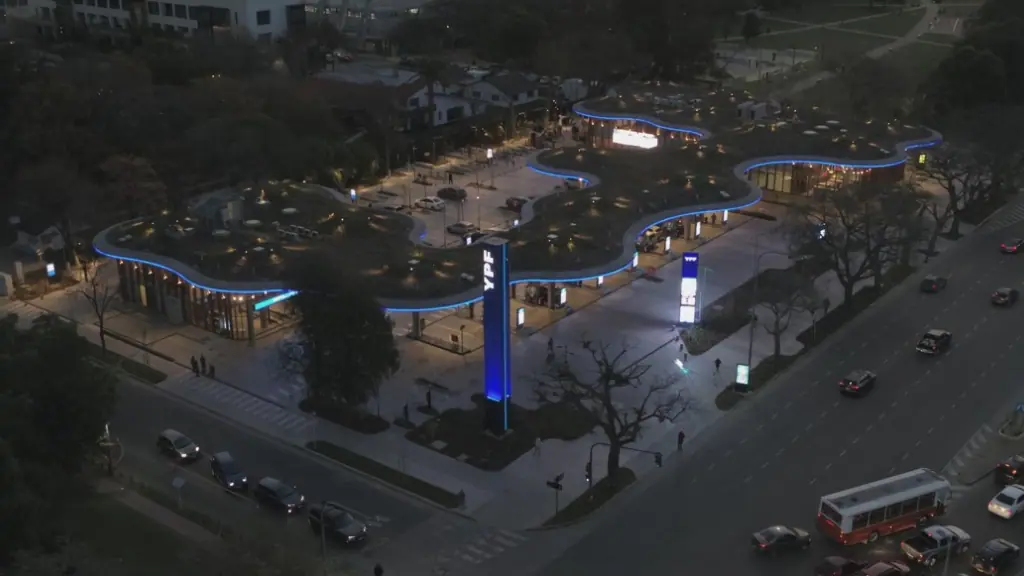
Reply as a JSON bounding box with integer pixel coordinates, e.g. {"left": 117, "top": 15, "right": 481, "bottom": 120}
{"left": 679, "top": 252, "right": 699, "bottom": 324}
{"left": 612, "top": 129, "right": 658, "bottom": 149}
{"left": 254, "top": 290, "right": 298, "bottom": 311}
{"left": 481, "top": 238, "right": 511, "bottom": 434}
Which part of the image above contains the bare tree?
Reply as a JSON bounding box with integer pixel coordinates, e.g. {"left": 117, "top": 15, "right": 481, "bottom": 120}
{"left": 758, "top": 271, "right": 818, "bottom": 361}
{"left": 534, "top": 338, "right": 692, "bottom": 482}
{"left": 77, "top": 259, "right": 118, "bottom": 356}
{"left": 917, "top": 144, "right": 971, "bottom": 239}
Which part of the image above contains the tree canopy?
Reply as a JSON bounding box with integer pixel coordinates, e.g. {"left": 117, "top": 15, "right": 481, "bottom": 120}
{"left": 0, "top": 314, "right": 118, "bottom": 562}
{"left": 282, "top": 253, "right": 400, "bottom": 410}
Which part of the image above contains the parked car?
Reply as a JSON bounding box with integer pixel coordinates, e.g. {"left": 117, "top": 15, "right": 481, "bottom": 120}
{"left": 856, "top": 560, "right": 911, "bottom": 576}
{"left": 156, "top": 429, "right": 201, "bottom": 463}
{"left": 414, "top": 197, "right": 445, "bottom": 211}
{"left": 254, "top": 477, "right": 305, "bottom": 514}
{"left": 920, "top": 275, "right": 948, "bottom": 293}
{"left": 992, "top": 287, "right": 1019, "bottom": 307}
{"left": 446, "top": 221, "right": 477, "bottom": 236}
{"left": 436, "top": 187, "right": 467, "bottom": 202}
{"left": 751, "top": 525, "right": 811, "bottom": 554}
{"left": 209, "top": 451, "right": 248, "bottom": 492}
{"left": 308, "top": 501, "right": 368, "bottom": 545}
{"left": 815, "top": 557, "right": 868, "bottom": 576}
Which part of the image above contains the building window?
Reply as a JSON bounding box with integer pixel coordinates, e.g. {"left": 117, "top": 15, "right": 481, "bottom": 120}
{"left": 408, "top": 97, "right": 419, "bottom": 108}
{"left": 162, "top": 2, "right": 171, "bottom": 16}
{"left": 491, "top": 94, "right": 500, "bottom": 102}
{"left": 100, "top": 15, "right": 109, "bottom": 25}
{"left": 77, "top": 11, "right": 85, "bottom": 22}
{"left": 39, "top": 6, "right": 50, "bottom": 19}
{"left": 147, "top": 1, "right": 158, "bottom": 14}
{"left": 255, "top": 9, "right": 269, "bottom": 25}
{"left": 471, "top": 90, "right": 481, "bottom": 99}
{"left": 86, "top": 0, "right": 94, "bottom": 6}
{"left": 177, "top": 25, "right": 187, "bottom": 33}
{"left": 73, "top": 0, "right": 83, "bottom": 5}
{"left": 112, "top": 16, "right": 120, "bottom": 26}
{"left": 97, "top": 0, "right": 107, "bottom": 7}
{"left": 110, "top": 0, "right": 119, "bottom": 8}
{"left": 88, "top": 13, "right": 96, "bottom": 22}
{"left": 173, "top": 3, "right": 184, "bottom": 17}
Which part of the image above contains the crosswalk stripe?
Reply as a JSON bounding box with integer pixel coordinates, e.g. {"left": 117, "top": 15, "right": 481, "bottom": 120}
{"left": 465, "top": 546, "right": 492, "bottom": 560}
{"left": 249, "top": 404, "right": 277, "bottom": 418}
{"left": 493, "top": 535, "right": 521, "bottom": 548}
{"left": 497, "top": 529, "right": 527, "bottom": 542}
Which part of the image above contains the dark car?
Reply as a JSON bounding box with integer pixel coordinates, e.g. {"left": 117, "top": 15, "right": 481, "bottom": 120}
{"left": 751, "top": 525, "right": 811, "bottom": 554}
{"left": 916, "top": 329, "right": 952, "bottom": 355}
{"left": 254, "top": 477, "right": 305, "bottom": 514}
{"left": 920, "top": 275, "right": 948, "bottom": 293}
{"left": 839, "top": 370, "right": 877, "bottom": 397}
{"left": 156, "top": 429, "right": 201, "bottom": 463}
{"left": 972, "top": 538, "right": 1020, "bottom": 574}
{"left": 464, "top": 231, "right": 489, "bottom": 245}
{"left": 446, "top": 221, "right": 477, "bottom": 236}
{"left": 992, "top": 287, "right": 1020, "bottom": 307}
{"left": 308, "top": 501, "right": 368, "bottom": 545}
{"left": 436, "top": 187, "right": 467, "bottom": 202}
{"left": 209, "top": 451, "right": 248, "bottom": 492}
{"left": 1002, "top": 239, "right": 1024, "bottom": 254}
{"left": 856, "top": 561, "right": 911, "bottom": 576}
{"left": 996, "top": 455, "right": 1024, "bottom": 485}
{"left": 816, "top": 556, "right": 869, "bottom": 576}
{"left": 505, "top": 196, "right": 530, "bottom": 212}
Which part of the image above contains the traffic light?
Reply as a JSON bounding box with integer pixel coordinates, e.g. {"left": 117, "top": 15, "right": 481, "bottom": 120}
{"left": 654, "top": 452, "right": 663, "bottom": 467}
{"left": 585, "top": 461, "right": 592, "bottom": 485}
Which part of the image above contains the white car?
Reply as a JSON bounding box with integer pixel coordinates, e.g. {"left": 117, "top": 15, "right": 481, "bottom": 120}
{"left": 988, "top": 484, "right": 1024, "bottom": 519}
{"left": 414, "top": 196, "right": 445, "bottom": 211}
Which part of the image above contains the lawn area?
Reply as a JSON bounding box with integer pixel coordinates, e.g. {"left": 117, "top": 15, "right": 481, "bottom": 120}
{"left": 938, "top": 4, "right": 983, "bottom": 18}
{"left": 543, "top": 467, "right": 637, "bottom": 526}
{"left": 759, "top": 18, "right": 812, "bottom": 33}
{"left": 405, "top": 394, "right": 595, "bottom": 471}
{"left": 770, "top": 4, "right": 897, "bottom": 24}
{"left": 749, "top": 27, "right": 890, "bottom": 56}
{"left": 836, "top": 7, "right": 927, "bottom": 37}
{"left": 63, "top": 495, "right": 218, "bottom": 576}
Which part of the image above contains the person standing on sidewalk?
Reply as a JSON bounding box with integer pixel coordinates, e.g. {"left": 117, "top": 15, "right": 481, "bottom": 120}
{"left": 714, "top": 358, "right": 721, "bottom": 374}
{"left": 677, "top": 430, "right": 685, "bottom": 451}
{"left": 199, "top": 354, "right": 207, "bottom": 375}
{"left": 190, "top": 356, "right": 200, "bottom": 376}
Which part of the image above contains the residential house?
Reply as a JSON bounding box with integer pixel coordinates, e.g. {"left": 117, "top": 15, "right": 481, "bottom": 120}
{"left": 464, "top": 71, "right": 544, "bottom": 110}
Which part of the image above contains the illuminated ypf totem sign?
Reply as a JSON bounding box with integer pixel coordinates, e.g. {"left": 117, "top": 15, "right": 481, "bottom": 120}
{"left": 680, "top": 252, "right": 699, "bottom": 324}
{"left": 481, "top": 238, "right": 511, "bottom": 435}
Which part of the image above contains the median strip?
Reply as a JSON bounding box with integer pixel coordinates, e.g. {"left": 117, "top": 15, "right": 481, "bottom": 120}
{"left": 305, "top": 440, "right": 464, "bottom": 509}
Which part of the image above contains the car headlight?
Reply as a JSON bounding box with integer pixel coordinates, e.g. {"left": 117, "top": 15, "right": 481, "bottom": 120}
{"left": 241, "top": 477, "right": 247, "bottom": 483}
{"left": 179, "top": 453, "right": 189, "bottom": 458}
{"left": 299, "top": 495, "right": 305, "bottom": 502}
{"left": 228, "top": 481, "right": 234, "bottom": 487}
{"left": 346, "top": 535, "right": 356, "bottom": 542}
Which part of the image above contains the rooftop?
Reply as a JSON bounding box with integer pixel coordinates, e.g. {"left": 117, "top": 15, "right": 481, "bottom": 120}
{"left": 95, "top": 82, "right": 939, "bottom": 310}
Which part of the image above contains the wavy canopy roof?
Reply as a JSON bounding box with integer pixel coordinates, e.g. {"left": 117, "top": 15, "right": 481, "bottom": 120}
{"left": 94, "top": 82, "right": 941, "bottom": 312}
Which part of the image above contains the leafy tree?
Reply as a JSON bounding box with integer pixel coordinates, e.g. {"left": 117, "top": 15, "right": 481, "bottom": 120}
{"left": 98, "top": 155, "right": 168, "bottom": 219}
{"left": 758, "top": 271, "right": 818, "bottom": 361}
{"left": 282, "top": 253, "right": 399, "bottom": 409}
{"left": 919, "top": 45, "right": 1008, "bottom": 120}
{"left": 741, "top": 12, "right": 762, "bottom": 43}
{"left": 0, "top": 313, "right": 117, "bottom": 561}
{"left": 11, "top": 157, "right": 97, "bottom": 267}
{"left": 535, "top": 338, "right": 691, "bottom": 481}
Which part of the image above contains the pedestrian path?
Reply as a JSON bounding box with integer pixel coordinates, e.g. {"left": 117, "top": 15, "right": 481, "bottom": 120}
{"left": 439, "top": 525, "right": 529, "bottom": 567}
{"left": 1, "top": 299, "right": 46, "bottom": 325}
{"left": 391, "top": 309, "right": 451, "bottom": 337}
{"left": 159, "top": 372, "right": 315, "bottom": 439}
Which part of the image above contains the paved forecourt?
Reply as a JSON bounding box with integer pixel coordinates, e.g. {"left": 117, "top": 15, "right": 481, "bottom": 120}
{"left": 535, "top": 220, "right": 1024, "bottom": 576}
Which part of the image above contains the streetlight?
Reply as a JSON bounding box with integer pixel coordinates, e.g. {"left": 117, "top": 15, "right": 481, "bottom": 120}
{"left": 459, "top": 324, "right": 465, "bottom": 353}
{"left": 745, "top": 232, "right": 790, "bottom": 369}
{"left": 476, "top": 195, "right": 481, "bottom": 227}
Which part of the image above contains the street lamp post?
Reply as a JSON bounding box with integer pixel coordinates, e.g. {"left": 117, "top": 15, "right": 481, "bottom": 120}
{"left": 745, "top": 233, "right": 789, "bottom": 369}
{"left": 476, "top": 195, "right": 481, "bottom": 227}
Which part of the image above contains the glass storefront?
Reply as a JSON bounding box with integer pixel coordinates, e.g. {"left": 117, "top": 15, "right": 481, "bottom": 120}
{"left": 115, "top": 260, "right": 292, "bottom": 341}
{"left": 582, "top": 119, "right": 699, "bottom": 149}
{"left": 746, "top": 162, "right": 905, "bottom": 199}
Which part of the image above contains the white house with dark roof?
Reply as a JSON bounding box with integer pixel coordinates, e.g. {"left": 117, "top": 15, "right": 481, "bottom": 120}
{"left": 465, "top": 71, "right": 543, "bottom": 108}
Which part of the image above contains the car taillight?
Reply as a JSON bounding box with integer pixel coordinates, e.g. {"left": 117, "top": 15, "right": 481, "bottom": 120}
{"left": 850, "top": 384, "right": 859, "bottom": 390}
{"left": 931, "top": 283, "right": 937, "bottom": 289}
{"left": 759, "top": 543, "right": 767, "bottom": 549}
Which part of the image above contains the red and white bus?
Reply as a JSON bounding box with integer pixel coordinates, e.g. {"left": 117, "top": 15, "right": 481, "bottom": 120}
{"left": 817, "top": 468, "right": 952, "bottom": 545}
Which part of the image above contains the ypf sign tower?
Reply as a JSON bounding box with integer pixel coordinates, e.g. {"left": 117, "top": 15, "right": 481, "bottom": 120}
{"left": 481, "top": 238, "right": 511, "bottom": 435}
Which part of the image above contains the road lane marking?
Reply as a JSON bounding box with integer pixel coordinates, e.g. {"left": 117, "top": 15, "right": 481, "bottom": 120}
{"left": 891, "top": 400, "right": 898, "bottom": 408}
{"left": 960, "top": 391, "right": 967, "bottom": 399}
{"left": 690, "top": 477, "right": 697, "bottom": 484}
{"left": 833, "top": 401, "right": 840, "bottom": 408}
{"left": 776, "top": 449, "right": 785, "bottom": 457}
{"left": 756, "top": 424, "right": 764, "bottom": 431}
{"left": 805, "top": 423, "right": 814, "bottom": 432}
{"left": 980, "top": 371, "right": 988, "bottom": 379}
{"left": 888, "top": 467, "right": 896, "bottom": 474}
{"left": 824, "top": 463, "right": 832, "bottom": 470}
{"left": 904, "top": 390, "right": 910, "bottom": 396}
{"left": 991, "top": 361, "right": 998, "bottom": 369}
{"left": 819, "top": 411, "right": 828, "bottom": 419}
{"left": 740, "top": 437, "right": 748, "bottom": 445}
{"left": 708, "top": 463, "right": 716, "bottom": 471}
{"left": 724, "top": 449, "right": 733, "bottom": 458}
{"left": 939, "top": 414, "right": 946, "bottom": 422}
{"left": 744, "top": 476, "right": 752, "bottom": 483}
{"left": 771, "top": 413, "right": 778, "bottom": 421}
{"left": 951, "top": 403, "right": 957, "bottom": 410}
{"left": 784, "top": 402, "right": 792, "bottom": 409}
{"left": 902, "top": 452, "right": 910, "bottom": 461}
{"left": 761, "top": 462, "right": 769, "bottom": 469}
{"left": 915, "top": 440, "right": 923, "bottom": 447}
{"left": 924, "top": 370, "right": 932, "bottom": 377}
{"left": 913, "top": 378, "right": 921, "bottom": 385}
{"left": 851, "top": 437, "right": 860, "bottom": 445}
{"left": 809, "top": 478, "right": 817, "bottom": 486}
{"left": 792, "top": 436, "right": 799, "bottom": 444}
{"left": 927, "top": 427, "right": 935, "bottom": 434}
{"left": 840, "top": 449, "right": 847, "bottom": 457}
{"left": 878, "top": 412, "right": 886, "bottom": 420}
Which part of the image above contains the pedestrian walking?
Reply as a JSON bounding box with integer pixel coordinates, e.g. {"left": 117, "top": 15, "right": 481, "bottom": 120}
{"left": 677, "top": 430, "right": 686, "bottom": 451}
{"left": 208, "top": 364, "right": 215, "bottom": 379}
{"left": 533, "top": 437, "right": 542, "bottom": 456}
{"left": 190, "top": 356, "right": 200, "bottom": 376}
{"left": 710, "top": 213, "right": 717, "bottom": 226}
{"left": 547, "top": 337, "right": 554, "bottom": 354}
{"left": 448, "top": 172, "right": 454, "bottom": 184}
{"left": 199, "top": 354, "right": 207, "bottom": 375}
{"left": 714, "top": 358, "right": 722, "bottom": 374}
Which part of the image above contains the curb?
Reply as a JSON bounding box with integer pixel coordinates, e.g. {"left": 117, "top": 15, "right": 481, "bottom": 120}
{"left": 115, "top": 373, "right": 476, "bottom": 519}
{"left": 526, "top": 475, "right": 643, "bottom": 532}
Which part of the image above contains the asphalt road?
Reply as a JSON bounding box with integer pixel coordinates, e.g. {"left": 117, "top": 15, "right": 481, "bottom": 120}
{"left": 537, "top": 226, "right": 1024, "bottom": 576}
{"left": 110, "top": 379, "right": 434, "bottom": 563}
